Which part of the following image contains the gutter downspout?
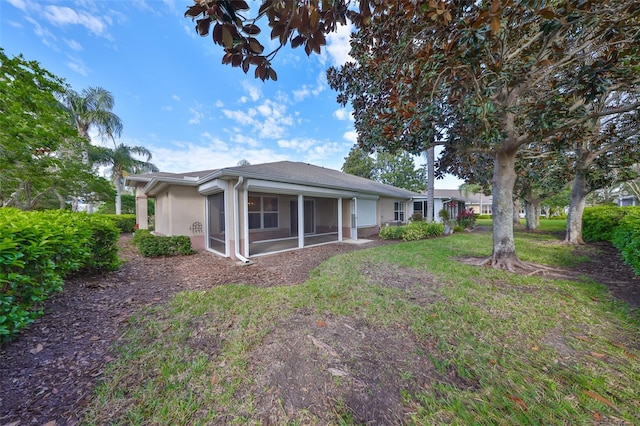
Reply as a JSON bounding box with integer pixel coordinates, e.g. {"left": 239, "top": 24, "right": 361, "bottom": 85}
{"left": 233, "top": 177, "right": 251, "bottom": 264}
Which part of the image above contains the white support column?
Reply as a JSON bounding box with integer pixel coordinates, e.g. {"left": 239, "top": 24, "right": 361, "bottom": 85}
{"left": 337, "top": 197, "right": 343, "bottom": 242}
{"left": 243, "top": 189, "right": 249, "bottom": 258}
{"left": 298, "top": 194, "right": 304, "bottom": 248}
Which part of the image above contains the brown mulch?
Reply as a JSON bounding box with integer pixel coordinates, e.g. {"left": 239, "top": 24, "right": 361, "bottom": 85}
{"left": 1, "top": 233, "right": 638, "bottom": 425}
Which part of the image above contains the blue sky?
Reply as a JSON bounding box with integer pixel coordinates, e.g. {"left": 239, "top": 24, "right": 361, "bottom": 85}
{"left": 1, "top": 0, "right": 463, "bottom": 189}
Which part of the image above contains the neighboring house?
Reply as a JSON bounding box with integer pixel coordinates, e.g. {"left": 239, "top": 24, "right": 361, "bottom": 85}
{"left": 418, "top": 189, "right": 469, "bottom": 220}
{"left": 125, "top": 161, "right": 423, "bottom": 260}
{"left": 618, "top": 194, "right": 639, "bottom": 207}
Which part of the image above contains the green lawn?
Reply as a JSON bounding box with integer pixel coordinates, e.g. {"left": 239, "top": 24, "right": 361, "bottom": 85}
{"left": 85, "top": 226, "right": 640, "bottom": 425}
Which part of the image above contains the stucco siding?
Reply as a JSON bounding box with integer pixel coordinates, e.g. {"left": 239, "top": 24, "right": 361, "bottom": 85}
{"left": 167, "top": 186, "right": 205, "bottom": 236}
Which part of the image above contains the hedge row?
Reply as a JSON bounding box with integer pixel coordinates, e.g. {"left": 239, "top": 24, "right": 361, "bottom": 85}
{"left": 97, "top": 214, "right": 137, "bottom": 233}
{"left": 379, "top": 221, "right": 445, "bottom": 241}
{"left": 582, "top": 206, "right": 634, "bottom": 242}
{"left": 1, "top": 209, "right": 120, "bottom": 341}
{"left": 583, "top": 206, "right": 640, "bottom": 275}
{"left": 132, "top": 229, "right": 195, "bottom": 257}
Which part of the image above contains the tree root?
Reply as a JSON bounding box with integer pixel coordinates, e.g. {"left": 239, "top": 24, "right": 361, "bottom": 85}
{"left": 460, "top": 256, "right": 572, "bottom": 278}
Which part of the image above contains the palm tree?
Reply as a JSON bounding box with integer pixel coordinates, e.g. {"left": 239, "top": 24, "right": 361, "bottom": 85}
{"left": 91, "top": 144, "right": 158, "bottom": 215}
{"left": 64, "top": 86, "right": 123, "bottom": 142}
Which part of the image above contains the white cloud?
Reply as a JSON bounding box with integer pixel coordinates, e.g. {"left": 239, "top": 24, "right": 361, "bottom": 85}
{"left": 162, "top": 106, "right": 173, "bottom": 111}
{"left": 25, "top": 16, "right": 57, "bottom": 46}
{"left": 6, "top": 0, "right": 27, "bottom": 11}
{"left": 150, "top": 141, "right": 290, "bottom": 173}
{"left": 333, "top": 108, "right": 352, "bottom": 121}
{"left": 64, "top": 38, "right": 83, "bottom": 51}
{"left": 172, "top": 95, "right": 181, "bottom": 102}
{"left": 222, "top": 109, "right": 257, "bottom": 126}
{"left": 230, "top": 134, "right": 260, "bottom": 148}
{"left": 43, "top": 5, "right": 109, "bottom": 37}
{"left": 343, "top": 130, "right": 357, "bottom": 144}
{"left": 277, "top": 138, "right": 315, "bottom": 152}
{"left": 292, "top": 73, "right": 326, "bottom": 101}
{"left": 215, "top": 100, "right": 224, "bottom": 108}
{"left": 188, "top": 109, "right": 204, "bottom": 124}
{"left": 322, "top": 22, "right": 355, "bottom": 67}
{"left": 241, "top": 80, "right": 262, "bottom": 102}
{"left": 67, "top": 58, "right": 90, "bottom": 76}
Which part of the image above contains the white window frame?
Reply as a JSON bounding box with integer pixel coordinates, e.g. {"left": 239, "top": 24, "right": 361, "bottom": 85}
{"left": 394, "top": 201, "right": 405, "bottom": 222}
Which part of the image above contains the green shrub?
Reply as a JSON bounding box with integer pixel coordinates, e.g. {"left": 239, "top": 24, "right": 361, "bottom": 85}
{"left": 379, "top": 221, "right": 444, "bottom": 241}
{"left": 476, "top": 214, "right": 492, "bottom": 220}
{"left": 612, "top": 210, "right": 640, "bottom": 275}
{"left": 97, "top": 214, "right": 137, "bottom": 233}
{"left": 409, "top": 212, "right": 424, "bottom": 222}
{"left": 379, "top": 224, "right": 406, "bottom": 240}
{"left": 0, "top": 209, "right": 120, "bottom": 341}
{"left": 133, "top": 230, "right": 195, "bottom": 257}
{"left": 582, "top": 206, "right": 636, "bottom": 242}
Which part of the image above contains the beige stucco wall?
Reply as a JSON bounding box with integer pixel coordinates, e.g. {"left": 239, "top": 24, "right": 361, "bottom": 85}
{"left": 166, "top": 185, "right": 205, "bottom": 236}
{"left": 379, "top": 197, "right": 409, "bottom": 225}
{"left": 154, "top": 188, "right": 171, "bottom": 235}
{"left": 341, "top": 198, "right": 352, "bottom": 239}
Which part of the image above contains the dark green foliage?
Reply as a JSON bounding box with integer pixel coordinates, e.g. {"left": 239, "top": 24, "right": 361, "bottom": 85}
{"left": 582, "top": 206, "right": 634, "bottom": 242}
{"left": 132, "top": 229, "right": 195, "bottom": 257}
{"left": 97, "top": 214, "right": 137, "bottom": 233}
{"left": 0, "top": 209, "right": 120, "bottom": 341}
{"left": 612, "top": 211, "right": 640, "bottom": 275}
{"left": 96, "top": 194, "right": 155, "bottom": 216}
{"left": 379, "top": 221, "right": 444, "bottom": 241}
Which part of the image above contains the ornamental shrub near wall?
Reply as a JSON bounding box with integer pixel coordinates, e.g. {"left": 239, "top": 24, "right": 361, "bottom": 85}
{"left": 612, "top": 210, "right": 640, "bottom": 275}
{"left": 0, "top": 209, "right": 120, "bottom": 341}
{"left": 379, "top": 221, "right": 445, "bottom": 241}
{"left": 132, "top": 229, "right": 195, "bottom": 257}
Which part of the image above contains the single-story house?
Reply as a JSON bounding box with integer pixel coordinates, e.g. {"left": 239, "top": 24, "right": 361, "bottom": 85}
{"left": 125, "top": 161, "right": 428, "bottom": 261}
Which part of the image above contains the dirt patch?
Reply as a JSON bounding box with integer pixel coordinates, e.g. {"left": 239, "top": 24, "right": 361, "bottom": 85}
{"left": 247, "top": 315, "right": 435, "bottom": 425}
{"left": 1, "top": 234, "right": 638, "bottom": 425}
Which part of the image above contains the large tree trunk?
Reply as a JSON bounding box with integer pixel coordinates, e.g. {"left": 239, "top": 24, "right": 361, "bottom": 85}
{"left": 426, "top": 146, "right": 435, "bottom": 222}
{"left": 490, "top": 147, "right": 520, "bottom": 269}
{"left": 524, "top": 199, "right": 541, "bottom": 231}
{"left": 513, "top": 198, "right": 522, "bottom": 226}
{"left": 565, "top": 169, "right": 589, "bottom": 245}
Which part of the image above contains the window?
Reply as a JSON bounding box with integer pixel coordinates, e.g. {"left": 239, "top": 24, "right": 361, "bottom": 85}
{"left": 413, "top": 201, "right": 424, "bottom": 214}
{"left": 248, "top": 195, "right": 279, "bottom": 230}
{"left": 394, "top": 201, "right": 405, "bottom": 222}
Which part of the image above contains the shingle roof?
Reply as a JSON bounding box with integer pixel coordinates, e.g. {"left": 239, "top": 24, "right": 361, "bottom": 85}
{"left": 127, "top": 161, "right": 421, "bottom": 199}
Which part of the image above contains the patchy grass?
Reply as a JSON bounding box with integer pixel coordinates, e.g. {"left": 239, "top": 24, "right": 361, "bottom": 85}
{"left": 85, "top": 228, "right": 640, "bottom": 425}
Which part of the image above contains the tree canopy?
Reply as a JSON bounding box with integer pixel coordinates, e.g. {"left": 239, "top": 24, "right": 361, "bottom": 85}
{"left": 342, "top": 146, "right": 427, "bottom": 192}
{"left": 0, "top": 49, "right": 101, "bottom": 210}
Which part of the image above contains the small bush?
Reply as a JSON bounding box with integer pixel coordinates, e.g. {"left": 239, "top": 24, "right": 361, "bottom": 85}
{"left": 410, "top": 212, "right": 424, "bottom": 222}
{"left": 438, "top": 208, "right": 450, "bottom": 221}
{"left": 476, "top": 214, "right": 492, "bottom": 220}
{"left": 133, "top": 230, "right": 195, "bottom": 257}
{"left": 612, "top": 210, "right": 640, "bottom": 275}
{"left": 456, "top": 209, "right": 477, "bottom": 229}
{"left": 379, "top": 224, "right": 405, "bottom": 240}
